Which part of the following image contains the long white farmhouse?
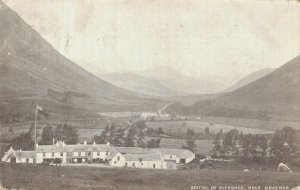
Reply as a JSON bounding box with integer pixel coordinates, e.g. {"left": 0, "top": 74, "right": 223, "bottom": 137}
{"left": 2, "top": 141, "right": 195, "bottom": 169}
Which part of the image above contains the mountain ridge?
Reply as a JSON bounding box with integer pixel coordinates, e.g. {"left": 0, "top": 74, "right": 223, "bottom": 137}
{"left": 0, "top": 1, "right": 167, "bottom": 121}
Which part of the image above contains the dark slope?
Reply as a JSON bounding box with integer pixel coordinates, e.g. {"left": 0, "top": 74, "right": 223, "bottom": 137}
{"left": 193, "top": 55, "right": 300, "bottom": 120}
{"left": 167, "top": 56, "right": 300, "bottom": 120}
{"left": 226, "top": 68, "right": 275, "bottom": 92}
{"left": 0, "top": 2, "right": 166, "bottom": 121}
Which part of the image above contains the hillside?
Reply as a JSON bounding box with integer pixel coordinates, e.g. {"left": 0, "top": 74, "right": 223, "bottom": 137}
{"left": 226, "top": 68, "right": 275, "bottom": 92}
{"left": 187, "top": 55, "right": 300, "bottom": 120}
{"left": 140, "top": 66, "right": 226, "bottom": 95}
{"left": 100, "top": 73, "right": 180, "bottom": 97}
{"left": 0, "top": 2, "right": 166, "bottom": 122}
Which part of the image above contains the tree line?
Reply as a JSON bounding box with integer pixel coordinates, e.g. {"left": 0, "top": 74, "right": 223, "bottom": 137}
{"left": 94, "top": 121, "right": 161, "bottom": 148}
{"left": 211, "top": 126, "right": 300, "bottom": 166}
{"left": 10, "top": 123, "right": 79, "bottom": 150}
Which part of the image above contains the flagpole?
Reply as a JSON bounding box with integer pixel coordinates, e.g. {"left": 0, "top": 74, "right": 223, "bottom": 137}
{"left": 34, "top": 104, "right": 38, "bottom": 161}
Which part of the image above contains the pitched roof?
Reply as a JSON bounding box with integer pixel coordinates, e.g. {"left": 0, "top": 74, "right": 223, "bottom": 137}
{"left": 37, "top": 143, "right": 109, "bottom": 153}
{"left": 106, "top": 147, "right": 121, "bottom": 160}
{"left": 177, "top": 150, "right": 195, "bottom": 159}
{"left": 154, "top": 148, "right": 195, "bottom": 159}
{"left": 115, "top": 147, "right": 157, "bottom": 154}
{"left": 2, "top": 147, "right": 14, "bottom": 162}
{"left": 123, "top": 153, "right": 161, "bottom": 161}
{"left": 154, "top": 148, "right": 186, "bottom": 155}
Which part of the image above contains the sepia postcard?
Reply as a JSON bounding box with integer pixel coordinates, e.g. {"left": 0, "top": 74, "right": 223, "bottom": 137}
{"left": 0, "top": 0, "right": 300, "bottom": 189}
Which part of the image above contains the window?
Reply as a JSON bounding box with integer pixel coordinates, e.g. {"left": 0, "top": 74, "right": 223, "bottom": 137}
{"left": 26, "top": 158, "right": 29, "bottom": 163}
{"left": 52, "top": 152, "right": 54, "bottom": 157}
{"left": 88, "top": 152, "right": 91, "bottom": 156}
{"left": 60, "top": 152, "right": 63, "bottom": 157}
{"left": 97, "top": 152, "right": 100, "bottom": 156}
{"left": 153, "top": 164, "right": 156, "bottom": 169}
{"left": 79, "top": 152, "right": 81, "bottom": 156}
{"left": 106, "top": 152, "right": 109, "bottom": 156}
{"left": 117, "top": 156, "right": 120, "bottom": 161}
{"left": 170, "top": 155, "right": 172, "bottom": 159}
{"left": 133, "top": 162, "right": 135, "bottom": 167}
{"left": 33, "top": 159, "right": 36, "bottom": 163}
{"left": 43, "top": 152, "right": 46, "bottom": 157}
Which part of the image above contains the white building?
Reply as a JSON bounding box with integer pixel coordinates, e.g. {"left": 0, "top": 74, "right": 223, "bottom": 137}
{"left": 2, "top": 147, "right": 35, "bottom": 164}
{"left": 2, "top": 141, "right": 110, "bottom": 164}
{"left": 2, "top": 142, "right": 195, "bottom": 170}
{"left": 107, "top": 147, "right": 195, "bottom": 169}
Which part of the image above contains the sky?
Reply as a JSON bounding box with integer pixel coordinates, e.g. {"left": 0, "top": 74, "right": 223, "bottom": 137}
{"left": 4, "top": 0, "right": 300, "bottom": 85}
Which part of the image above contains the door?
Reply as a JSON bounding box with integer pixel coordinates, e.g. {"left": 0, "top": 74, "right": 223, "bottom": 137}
{"left": 11, "top": 157, "right": 16, "bottom": 163}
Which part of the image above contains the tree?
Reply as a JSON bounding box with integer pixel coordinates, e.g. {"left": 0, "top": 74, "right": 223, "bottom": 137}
{"left": 204, "top": 127, "right": 210, "bottom": 136}
{"left": 186, "top": 129, "right": 195, "bottom": 138}
{"left": 40, "top": 125, "right": 54, "bottom": 145}
{"left": 94, "top": 124, "right": 110, "bottom": 144}
{"left": 137, "top": 130, "right": 146, "bottom": 148}
{"left": 147, "top": 138, "right": 161, "bottom": 148}
{"left": 157, "top": 127, "right": 164, "bottom": 135}
{"left": 212, "top": 130, "right": 223, "bottom": 157}
{"left": 183, "top": 128, "right": 197, "bottom": 152}
{"left": 270, "top": 126, "right": 298, "bottom": 162}
{"left": 10, "top": 128, "right": 34, "bottom": 150}
{"left": 114, "top": 127, "right": 125, "bottom": 146}
{"left": 182, "top": 139, "right": 197, "bottom": 152}
{"left": 124, "top": 126, "right": 137, "bottom": 147}
{"left": 54, "top": 124, "right": 79, "bottom": 144}
{"left": 222, "top": 129, "right": 239, "bottom": 156}
{"left": 9, "top": 126, "right": 14, "bottom": 133}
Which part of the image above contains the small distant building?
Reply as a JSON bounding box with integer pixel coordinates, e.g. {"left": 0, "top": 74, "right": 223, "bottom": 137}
{"left": 140, "top": 112, "right": 158, "bottom": 119}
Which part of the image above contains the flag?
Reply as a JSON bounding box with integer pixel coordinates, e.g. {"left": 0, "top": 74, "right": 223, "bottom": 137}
{"left": 36, "top": 104, "right": 48, "bottom": 118}
{"left": 36, "top": 104, "right": 43, "bottom": 111}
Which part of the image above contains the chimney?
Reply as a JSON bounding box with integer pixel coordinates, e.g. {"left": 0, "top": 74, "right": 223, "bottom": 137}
{"left": 93, "top": 141, "right": 96, "bottom": 147}
{"left": 56, "top": 141, "right": 59, "bottom": 147}
{"left": 62, "top": 141, "right": 65, "bottom": 147}
{"left": 107, "top": 142, "right": 110, "bottom": 147}
{"left": 36, "top": 143, "right": 39, "bottom": 148}
{"left": 84, "top": 140, "right": 87, "bottom": 145}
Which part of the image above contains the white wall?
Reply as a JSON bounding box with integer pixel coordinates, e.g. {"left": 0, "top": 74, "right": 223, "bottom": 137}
{"left": 36, "top": 152, "right": 67, "bottom": 163}
{"left": 185, "top": 154, "right": 195, "bottom": 163}
{"left": 18, "top": 158, "right": 34, "bottom": 163}
{"left": 92, "top": 151, "right": 108, "bottom": 160}
{"left": 109, "top": 153, "right": 125, "bottom": 167}
{"left": 125, "top": 160, "right": 163, "bottom": 169}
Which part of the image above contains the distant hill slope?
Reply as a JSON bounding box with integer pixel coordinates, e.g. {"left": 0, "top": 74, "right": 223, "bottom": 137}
{"left": 0, "top": 2, "right": 166, "bottom": 121}
{"left": 100, "top": 73, "right": 180, "bottom": 97}
{"left": 226, "top": 68, "right": 275, "bottom": 92}
{"left": 186, "top": 56, "right": 300, "bottom": 120}
{"left": 140, "top": 66, "right": 226, "bottom": 95}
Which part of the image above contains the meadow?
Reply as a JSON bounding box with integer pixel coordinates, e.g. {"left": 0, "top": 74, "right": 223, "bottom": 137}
{"left": 146, "top": 120, "right": 274, "bottom": 135}
{"left": 1, "top": 163, "right": 300, "bottom": 190}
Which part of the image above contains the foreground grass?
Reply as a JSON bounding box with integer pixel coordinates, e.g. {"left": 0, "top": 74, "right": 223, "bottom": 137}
{"left": 1, "top": 163, "right": 300, "bottom": 190}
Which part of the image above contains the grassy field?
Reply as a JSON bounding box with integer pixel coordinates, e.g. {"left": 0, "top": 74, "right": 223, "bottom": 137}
{"left": 1, "top": 163, "right": 300, "bottom": 190}
{"left": 201, "top": 116, "right": 300, "bottom": 131}
{"left": 146, "top": 120, "right": 274, "bottom": 135}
